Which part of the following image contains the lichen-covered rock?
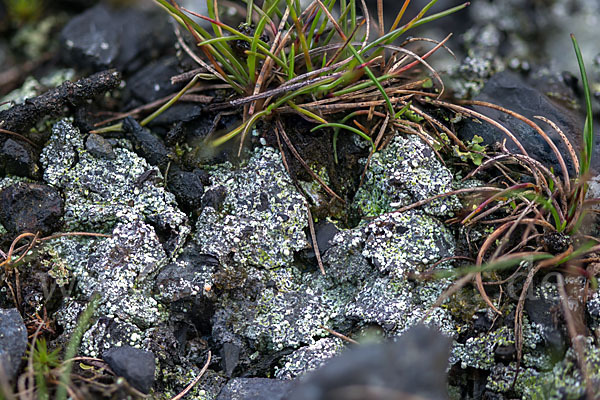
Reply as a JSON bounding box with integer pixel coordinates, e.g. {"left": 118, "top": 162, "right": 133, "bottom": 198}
{"left": 53, "top": 219, "right": 170, "bottom": 358}
{"left": 354, "top": 133, "right": 460, "bottom": 217}
{"left": 486, "top": 338, "right": 600, "bottom": 399}
{"left": 362, "top": 210, "right": 455, "bottom": 278}
{"left": 192, "top": 145, "right": 308, "bottom": 270}
{"left": 213, "top": 265, "right": 350, "bottom": 351}
{"left": 275, "top": 338, "right": 344, "bottom": 380}
{"left": 216, "top": 377, "right": 293, "bottom": 400}
{"left": 80, "top": 219, "right": 168, "bottom": 328}
{"left": 340, "top": 210, "right": 456, "bottom": 336}
{"left": 40, "top": 120, "right": 189, "bottom": 253}
{"left": 155, "top": 244, "right": 219, "bottom": 303}
{"left": 451, "top": 326, "right": 513, "bottom": 370}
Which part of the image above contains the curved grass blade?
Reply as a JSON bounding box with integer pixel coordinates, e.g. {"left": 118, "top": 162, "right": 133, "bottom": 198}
{"left": 311, "top": 122, "right": 374, "bottom": 149}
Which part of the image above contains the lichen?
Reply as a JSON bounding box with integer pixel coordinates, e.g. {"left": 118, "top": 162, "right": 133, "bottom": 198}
{"left": 192, "top": 145, "right": 308, "bottom": 270}
{"left": 40, "top": 120, "right": 189, "bottom": 251}
{"left": 275, "top": 337, "right": 344, "bottom": 380}
{"left": 354, "top": 133, "right": 460, "bottom": 217}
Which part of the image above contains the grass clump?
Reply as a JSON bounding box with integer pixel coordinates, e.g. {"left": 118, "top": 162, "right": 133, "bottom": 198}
{"left": 95, "top": 0, "right": 469, "bottom": 160}
{"left": 403, "top": 35, "right": 599, "bottom": 397}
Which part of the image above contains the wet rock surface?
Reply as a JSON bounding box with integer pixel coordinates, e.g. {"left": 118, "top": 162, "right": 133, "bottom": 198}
{"left": 0, "top": 181, "right": 63, "bottom": 237}
{"left": 0, "top": 308, "right": 28, "bottom": 381}
{"left": 60, "top": 3, "right": 173, "bottom": 73}
{"left": 458, "top": 71, "right": 583, "bottom": 176}
{"left": 215, "top": 377, "right": 293, "bottom": 400}
{"left": 287, "top": 325, "right": 451, "bottom": 400}
{"left": 103, "top": 345, "right": 156, "bottom": 394}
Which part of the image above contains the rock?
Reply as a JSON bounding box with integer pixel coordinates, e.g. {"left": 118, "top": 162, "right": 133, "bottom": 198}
{"left": 40, "top": 120, "right": 188, "bottom": 253}
{"left": 0, "top": 309, "right": 28, "bottom": 381}
{"left": 221, "top": 342, "right": 240, "bottom": 377}
{"left": 201, "top": 185, "right": 227, "bottom": 211}
{"left": 275, "top": 338, "right": 344, "bottom": 380}
{"left": 103, "top": 345, "right": 155, "bottom": 394}
{"left": 81, "top": 317, "right": 145, "bottom": 358}
{"left": 525, "top": 295, "right": 566, "bottom": 361}
{"left": 354, "top": 132, "right": 460, "bottom": 217}
{"left": 85, "top": 133, "right": 115, "bottom": 159}
{"left": 0, "top": 182, "right": 63, "bottom": 236}
{"left": 192, "top": 145, "right": 309, "bottom": 270}
{"left": 122, "top": 117, "right": 170, "bottom": 167}
{"left": 458, "top": 71, "right": 583, "bottom": 176}
{"left": 212, "top": 267, "right": 349, "bottom": 351}
{"left": 125, "top": 57, "right": 183, "bottom": 105}
{"left": 79, "top": 219, "right": 168, "bottom": 328}
{"left": 60, "top": 4, "right": 173, "bottom": 73}
{"left": 301, "top": 221, "right": 339, "bottom": 261}
{"left": 286, "top": 325, "right": 451, "bottom": 400}
{"left": 155, "top": 245, "right": 219, "bottom": 303}
{"left": 166, "top": 167, "right": 206, "bottom": 210}
{"left": 0, "top": 138, "right": 38, "bottom": 178}
{"left": 216, "top": 378, "right": 293, "bottom": 400}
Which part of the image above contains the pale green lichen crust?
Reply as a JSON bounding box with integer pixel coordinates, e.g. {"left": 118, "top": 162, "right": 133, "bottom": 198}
{"left": 40, "top": 120, "right": 189, "bottom": 249}
{"left": 354, "top": 133, "right": 460, "bottom": 217}
{"left": 275, "top": 337, "right": 344, "bottom": 380}
{"left": 486, "top": 338, "right": 600, "bottom": 399}
{"left": 192, "top": 145, "right": 308, "bottom": 270}
{"left": 53, "top": 220, "right": 170, "bottom": 356}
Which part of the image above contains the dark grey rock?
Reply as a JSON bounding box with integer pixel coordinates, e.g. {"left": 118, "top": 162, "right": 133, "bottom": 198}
{"left": 0, "top": 309, "right": 28, "bottom": 382}
{"left": 125, "top": 57, "right": 183, "bottom": 105}
{"left": 155, "top": 245, "right": 219, "bottom": 303}
{"left": 0, "top": 139, "right": 38, "bottom": 178}
{"left": 103, "top": 345, "right": 155, "bottom": 394}
{"left": 122, "top": 117, "right": 170, "bottom": 167}
{"left": 60, "top": 4, "right": 173, "bottom": 73}
{"left": 286, "top": 325, "right": 451, "bottom": 400}
{"left": 0, "top": 182, "right": 63, "bottom": 236}
{"left": 304, "top": 221, "right": 339, "bottom": 260}
{"left": 85, "top": 133, "right": 115, "bottom": 159}
{"left": 221, "top": 342, "right": 241, "bottom": 377}
{"left": 458, "top": 71, "right": 584, "bottom": 176}
{"left": 201, "top": 186, "right": 227, "bottom": 211}
{"left": 525, "top": 297, "right": 566, "bottom": 360}
{"left": 216, "top": 378, "right": 293, "bottom": 400}
{"left": 167, "top": 167, "right": 206, "bottom": 210}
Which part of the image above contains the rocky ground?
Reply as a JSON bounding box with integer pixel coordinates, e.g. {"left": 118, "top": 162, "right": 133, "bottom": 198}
{"left": 1, "top": 0, "right": 600, "bottom": 399}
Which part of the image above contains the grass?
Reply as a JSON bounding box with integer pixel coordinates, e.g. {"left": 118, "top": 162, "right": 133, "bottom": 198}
{"left": 400, "top": 35, "right": 599, "bottom": 397}
{"left": 0, "top": 293, "right": 100, "bottom": 400}
{"left": 94, "top": 0, "right": 469, "bottom": 163}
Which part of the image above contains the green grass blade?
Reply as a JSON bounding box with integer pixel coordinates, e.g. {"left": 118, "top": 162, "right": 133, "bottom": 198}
{"left": 311, "top": 122, "right": 374, "bottom": 149}
{"left": 346, "top": 45, "right": 395, "bottom": 116}
{"left": 286, "top": 0, "right": 313, "bottom": 71}
{"left": 141, "top": 74, "right": 202, "bottom": 126}
{"left": 332, "top": 110, "right": 361, "bottom": 163}
{"left": 248, "top": 0, "right": 281, "bottom": 83}
{"left": 153, "top": 0, "right": 248, "bottom": 82}
{"left": 55, "top": 293, "right": 101, "bottom": 400}
{"left": 360, "top": 1, "right": 469, "bottom": 54}
{"left": 571, "top": 34, "right": 594, "bottom": 175}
